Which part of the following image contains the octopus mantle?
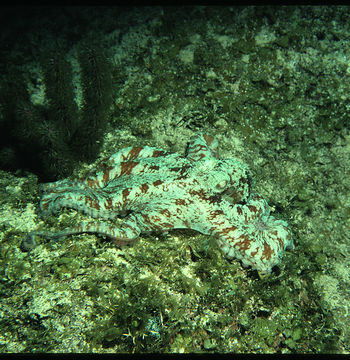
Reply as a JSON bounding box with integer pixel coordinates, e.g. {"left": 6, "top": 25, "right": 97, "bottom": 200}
{"left": 38, "top": 133, "right": 292, "bottom": 273}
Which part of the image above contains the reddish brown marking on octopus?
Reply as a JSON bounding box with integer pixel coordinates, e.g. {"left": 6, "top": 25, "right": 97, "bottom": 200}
{"left": 169, "top": 164, "right": 189, "bottom": 174}
{"left": 276, "top": 237, "right": 284, "bottom": 249}
{"left": 159, "top": 209, "right": 172, "bottom": 218}
{"left": 141, "top": 213, "right": 152, "bottom": 225}
{"left": 234, "top": 235, "right": 251, "bottom": 252}
{"left": 147, "top": 217, "right": 164, "bottom": 230}
{"left": 104, "top": 198, "right": 113, "bottom": 210}
{"left": 240, "top": 175, "right": 248, "bottom": 183}
{"left": 122, "top": 188, "right": 131, "bottom": 202}
{"left": 270, "top": 230, "right": 278, "bottom": 238}
{"left": 125, "top": 147, "right": 143, "bottom": 161}
{"left": 261, "top": 242, "right": 273, "bottom": 260}
{"left": 236, "top": 207, "right": 243, "bottom": 216}
{"left": 152, "top": 179, "right": 163, "bottom": 186}
{"left": 152, "top": 150, "right": 167, "bottom": 158}
{"left": 85, "top": 223, "right": 92, "bottom": 231}
{"left": 148, "top": 165, "right": 160, "bottom": 171}
{"left": 175, "top": 198, "right": 186, "bottom": 206}
{"left": 102, "top": 166, "right": 114, "bottom": 183}
{"left": 122, "top": 222, "right": 138, "bottom": 232}
{"left": 203, "top": 134, "right": 214, "bottom": 146}
{"left": 176, "top": 207, "right": 183, "bottom": 215}
{"left": 160, "top": 222, "right": 174, "bottom": 229}
{"left": 120, "top": 161, "right": 139, "bottom": 176}
{"left": 189, "top": 188, "right": 208, "bottom": 201}
{"left": 273, "top": 231, "right": 285, "bottom": 248}
{"left": 173, "top": 165, "right": 190, "bottom": 179}
{"left": 183, "top": 219, "right": 192, "bottom": 229}
{"left": 208, "top": 209, "right": 224, "bottom": 221}
{"left": 248, "top": 205, "right": 258, "bottom": 214}
{"left": 209, "top": 225, "right": 219, "bottom": 233}
{"left": 151, "top": 215, "right": 162, "bottom": 222}
{"left": 193, "top": 144, "right": 205, "bottom": 151}
{"left": 85, "top": 196, "right": 101, "bottom": 210}
{"left": 208, "top": 195, "right": 221, "bottom": 205}
{"left": 219, "top": 226, "right": 238, "bottom": 236}
{"left": 87, "top": 178, "right": 100, "bottom": 188}
{"left": 93, "top": 199, "right": 101, "bottom": 210}
{"left": 250, "top": 250, "right": 258, "bottom": 257}
{"left": 140, "top": 183, "right": 149, "bottom": 194}
{"left": 189, "top": 144, "right": 208, "bottom": 159}
{"left": 196, "top": 153, "right": 206, "bottom": 160}
{"left": 176, "top": 180, "right": 189, "bottom": 191}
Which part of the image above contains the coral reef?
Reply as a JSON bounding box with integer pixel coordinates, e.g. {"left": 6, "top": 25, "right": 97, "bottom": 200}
{"left": 0, "top": 37, "right": 113, "bottom": 181}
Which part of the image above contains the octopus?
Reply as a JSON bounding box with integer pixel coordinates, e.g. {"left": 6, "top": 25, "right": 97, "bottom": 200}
{"left": 32, "top": 133, "right": 293, "bottom": 273}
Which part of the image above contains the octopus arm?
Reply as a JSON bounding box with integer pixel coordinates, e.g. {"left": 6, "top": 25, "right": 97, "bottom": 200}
{"left": 211, "top": 214, "right": 292, "bottom": 273}
{"left": 186, "top": 133, "right": 220, "bottom": 162}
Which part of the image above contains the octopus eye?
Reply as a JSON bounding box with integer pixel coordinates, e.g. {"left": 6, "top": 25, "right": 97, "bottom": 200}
{"left": 216, "top": 180, "right": 228, "bottom": 191}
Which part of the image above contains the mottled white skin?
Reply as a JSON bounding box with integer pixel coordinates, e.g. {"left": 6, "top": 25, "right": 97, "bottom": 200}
{"left": 35, "top": 133, "right": 292, "bottom": 273}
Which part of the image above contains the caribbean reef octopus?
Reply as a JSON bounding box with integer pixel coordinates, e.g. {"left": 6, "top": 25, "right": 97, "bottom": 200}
{"left": 33, "top": 133, "right": 292, "bottom": 273}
